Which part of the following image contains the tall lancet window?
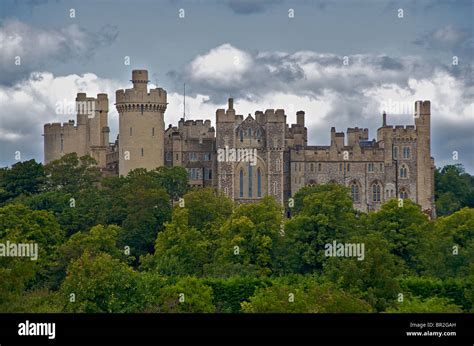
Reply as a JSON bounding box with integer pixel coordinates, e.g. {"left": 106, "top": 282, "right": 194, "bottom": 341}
{"left": 248, "top": 164, "right": 253, "bottom": 198}
{"left": 239, "top": 169, "right": 244, "bottom": 198}
{"left": 257, "top": 168, "right": 262, "bottom": 197}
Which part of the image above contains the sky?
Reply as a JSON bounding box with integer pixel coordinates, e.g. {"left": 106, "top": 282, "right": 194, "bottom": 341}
{"left": 0, "top": 0, "right": 473, "bottom": 172}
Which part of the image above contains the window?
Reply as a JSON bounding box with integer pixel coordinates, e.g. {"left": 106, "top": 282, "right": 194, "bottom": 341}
{"left": 310, "top": 163, "right": 314, "bottom": 172}
{"left": 240, "top": 130, "right": 244, "bottom": 142}
{"left": 204, "top": 168, "right": 212, "bottom": 180}
{"left": 400, "top": 189, "right": 409, "bottom": 199}
{"left": 351, "top": 183, "right": 360, "bottom": 203}
{"left": 239, "top": 169, "right": 244, "bottom": 197}
{"left": 380, "top": 163, "right": 383, "bottom": 172}
{"left": 188, "top": 168, "right": 199, "bottom": 180}
{"left": 248, "top": 128, "right": 252, "bottom": 137}
{"left": 165, "top": 152, "right": 172, "bottom": 161}
{"left": 339, "top": 163, "right": 342, "bottom": 172}
{"left": 203, "top": 152, "right": 211, "bottom": 161}
{"left": 400, "top": 164, "right": 408, "bottom": 178}
{"left": 141, "top": 148, "right": 144, "bottom": 157}
{"left": 318, "top": 163, "right": 322, "bottom": 172}
{"left": 347, "top": 163, "right": 350, "bottom": 171}
{"left": 130, "top": 127, "right": 132, "bottom": 136}
{"left": 60, "top": 137, "right": 64, "bottom": 152}
{"left": 372, "top": 183, "right": 381, "bottom": 202}
{"left": 152, "top": 127, "right": 155, "bottom": 136}
{"left": 403, "top": 147, "right": 410, "bottom": 159}
{"left": 176, "top": 153, "right": 179, "bottom": 161}
{"left": 141, "top": 104, "right": 144, "bottom": 114}
{"left": 257, "top": 168, "right": 262, "bottom": 197}
{"left": 248, "top": 165, "right": 253, "bottom": 197}
{"left": 256, "top": 129, "right": 261, "bottom": 138}
{"left": 189, "top": 152, "right": 197, "bottom": 161}
{"left": 368, "top": 163, "right": 374, "bottom": 172}
{"left": 393, "top": 146, "right": 398, "bottom": 159}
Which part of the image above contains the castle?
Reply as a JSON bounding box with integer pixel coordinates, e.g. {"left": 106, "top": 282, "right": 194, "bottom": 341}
{"left": 44, "top": 70, "right": 435, "bottom": 216}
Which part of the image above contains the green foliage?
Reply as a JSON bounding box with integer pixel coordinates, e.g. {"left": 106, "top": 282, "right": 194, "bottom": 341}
{"left": 205, "top": 197, "right": 281, "bottom": 277}
{"left": 323, "top": 233, "right": 403, "bottom": 311}
{"left": 386, "top": 296, "right": 462, "bottom": 313}
{"left": 400, "top": 276, "right": 471, "bottom": 311}
{"left": 275, "top": 184, "right": 358, "bottom": 274}
{"left": 60, "top": 252, "right": 140, "bottom": 312}
{"left": 0, "top": 159, "right": 45, "bottom": 204}
{"left": 142, "top": 208, "right": 212, "bottom": 276}
{"left": 418, "top": 208, "right": 474, "bottom": 279}
{"left": 241, "top": 277, "right": 372, "bottom": 313}
{"left": 435, "top": 164, "right": 474, "bottom": 216}
{"left": 204, "top": 277, "right": 271, "bottom": 313}
{"left": 152, "top": 166, "right": 189, "bottom": 201}
{"left": 44, "top": 153, "right": 101, "bottom": 194}
{"left": 368, "top": 199, "right": 429, "bottom": 271}
{"left": 138, "top": 276, "right": 215, "bottom": 313}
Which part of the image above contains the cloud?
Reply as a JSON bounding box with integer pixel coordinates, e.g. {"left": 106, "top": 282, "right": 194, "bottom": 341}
{"left": 0, "top": 72, "right": 122, "bottom": 166}
{"left": 413, "top": 25, "right": 472, "bottom": 54}
{"left": 0, "top": 19, "right": 118, "bottom": 85}
{"left": 226, "top": 0, "right": 281, "bottom": 14}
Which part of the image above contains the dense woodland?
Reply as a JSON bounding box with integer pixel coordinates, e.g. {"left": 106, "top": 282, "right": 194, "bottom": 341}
{"left": 0, "top": 153, "right": 473, "bottom": 313}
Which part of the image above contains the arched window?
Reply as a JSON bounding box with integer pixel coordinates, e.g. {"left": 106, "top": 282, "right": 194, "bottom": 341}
{"left": 400, "top": 164, "right": 408, "bottom": 178}
{"left": 372, "top": 183, "right": 381, "bottom": 202}
{"left": 240, "top": 130, "right": 243, "bottom": 142}
{"left": 351, "top": 182, "right": 360, "bottom": 203}
{"left": 257, "top": 168, "right": 262, "bottom": 197}
{"left": 393, "top": 146, "right": 398, "bottom": 159}
{"left": 248, "top": 164, "right": 253, "bottom": 198}
{"left": 256, "top": 129, "right": 261, "bottom": 138}
{"left": 403, "top": 147, "right": 410, "bottom": 159}
{"left": 239, "top": 169, "right": 244, "bottom": 197}
{"left": 400, "top": 188, "right": 409, "bottom": 199}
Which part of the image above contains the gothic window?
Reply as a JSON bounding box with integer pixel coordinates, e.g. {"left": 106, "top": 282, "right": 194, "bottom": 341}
{"left": 372, "top": 183, "right": 381, "bottom": 202}
{"left": 189, "top": 152, "right": 197, "bottom": 161}
{"left": 256, "top": 129, "right": 261, "bottom": 138}
{"left": 203, "top": 152, "right": 211, "bottom": 161}
{"left": 400, "top": 164, "right": 408, "bottom": 178}
{"left": 393, "top": 146, "right": 398, "bottom": 159}
{"left": 368, "top": 163, "right": 374, "bottom": 172}
{"left": 204, "top": 168, "right": 212, "bottom": 180}
{"left": 239, "top": 169, "right": 244, "bottom": 198}
{"left": 403, "top": 147, "right": 410, "bottom": 159}
{"left": 248, "top": 164, "right": 253, "bottom": 198}
{"left": 257, "top": 168, "right": 262, "bottom": 197}
{"left": 400, "top": 188, "right": 409, "bottom": 199}
{"left": 351, "top": 182, "right": 360, "bottom": 203}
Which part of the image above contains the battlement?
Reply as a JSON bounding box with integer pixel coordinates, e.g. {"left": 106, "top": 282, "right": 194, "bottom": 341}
{"left": 44, "top": 120, "right": 77, "bottom": 133}
{"left": 264, "top": 109, "right": 285, "bottom": 122}
{"left": 75, "top": 93, "right": 109, "bottom": 113}
{"left": 115, "top": 87, "right": 167, "bottom": 105}
{"left": 415, "top": 100, "right": 430, "bottom": 116}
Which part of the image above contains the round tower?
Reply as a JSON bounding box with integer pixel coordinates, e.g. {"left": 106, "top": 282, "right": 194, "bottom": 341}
{"left": 116, "top": 70, "right": 167, "bottom": 176}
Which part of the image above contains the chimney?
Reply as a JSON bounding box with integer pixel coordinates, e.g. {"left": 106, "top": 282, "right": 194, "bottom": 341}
{"left": 382, "top": 111, "right": 387, "bottom": 127}
{"left": 228, "top": 98, "right": 234, "bottom": 110}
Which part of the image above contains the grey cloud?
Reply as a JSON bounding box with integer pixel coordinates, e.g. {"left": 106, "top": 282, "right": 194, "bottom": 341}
{"left": 0, "top": 19, "right": 118, "bottom": 86}
{"left": 226, "top": 0, "right": 281, "bottom": 14}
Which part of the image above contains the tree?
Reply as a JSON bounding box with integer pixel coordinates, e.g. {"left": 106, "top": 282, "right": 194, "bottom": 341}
{"left": 274, "top": 184, "right": 359, "bottom": 274}
{"left": 140, "top": 273, "right": 215, "bottom": 313}
{"left": 367, "top": 199, "right": 429, "bottom": 272}
{"left": 418, "top": 208, "right": 474, "bottom": 279}
{"left": 44, "top": 153, "right": 101, "bottom": 194}
{"left": 0, "top": 204, "right": 64, "bottom": 308}
{"left": 60, "top": 252, "right": 139, "bottom": 312}
{"left": 152, "top": 166, "right": 189, "bottom": 201}
{"left": 322, "top": 233, "right": 404, "bottom": 311}
{"left": 141, "top": 208, "right": 212, "bottom": 276}
{"left": 386, "top": 296, "right": 462, "bottom": 313}
{"left": 205, "top": 197, "right": 282, "bottom": 277}
{"left": 241, "top": 277, "right": 372, "bottom": 313}
{"left": 435, "top": 164, "right": 474, "bottom": 216}
{"left": 0, "top": 160, "right": 45, "bottom": 204}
